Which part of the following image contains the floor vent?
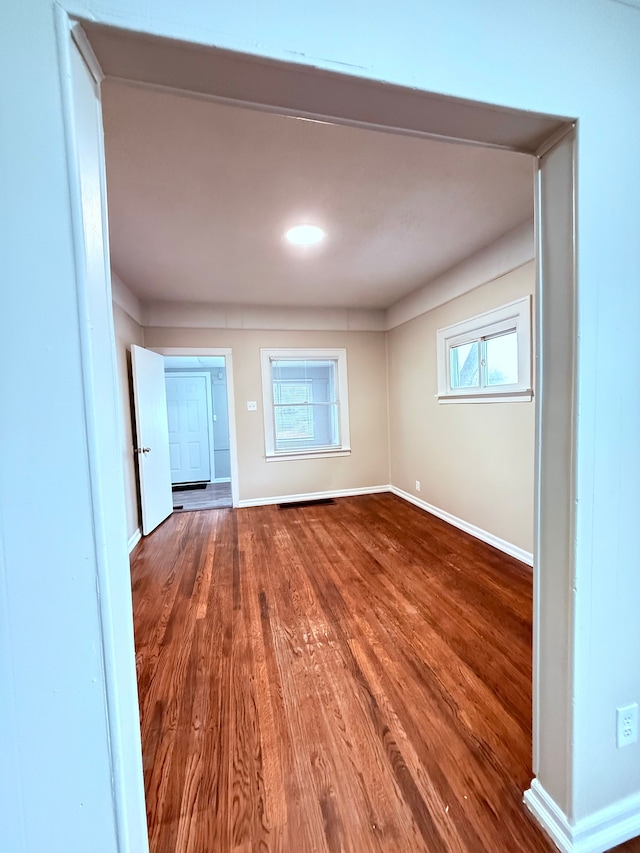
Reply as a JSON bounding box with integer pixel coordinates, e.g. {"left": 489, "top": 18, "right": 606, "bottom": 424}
{"left": 278, "top": 498, "right": 336, "bottom": 510}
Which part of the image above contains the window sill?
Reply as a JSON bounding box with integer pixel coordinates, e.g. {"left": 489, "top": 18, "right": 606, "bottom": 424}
{"left": 265, "top": 448, "right": 351, "bottom": 462}
{"left": 437, "top": 389, "right": 533, "bottom": 404}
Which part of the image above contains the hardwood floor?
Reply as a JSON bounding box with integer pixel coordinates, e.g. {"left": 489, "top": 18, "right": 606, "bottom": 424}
{"left": 130, "top": 494, "right": 640, "bottom": 853}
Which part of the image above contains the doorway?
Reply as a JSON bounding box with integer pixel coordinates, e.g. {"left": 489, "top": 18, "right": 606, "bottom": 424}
{"left": 129, "top": 345, "right": 240, "bottom": 531}
{"left": 60, "top": 18, "right": 577, "bottom": 853}
{"left": 158, "top": 347, "right": 240, "bottom": 509}
{"left": 163, "top": 355, "right": 233, "bottom": 511}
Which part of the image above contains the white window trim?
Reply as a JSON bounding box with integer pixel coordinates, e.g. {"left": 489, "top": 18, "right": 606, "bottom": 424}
{"left": 436, "top": 296, "right": 532, "bottom": 403}
{"left": 260, "top": 347, "right": 351, "bottom": 461}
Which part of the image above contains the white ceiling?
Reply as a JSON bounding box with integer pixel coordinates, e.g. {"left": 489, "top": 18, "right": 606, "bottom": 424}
{"left": 102, "top": 81, "right": 534, "bottom": 311}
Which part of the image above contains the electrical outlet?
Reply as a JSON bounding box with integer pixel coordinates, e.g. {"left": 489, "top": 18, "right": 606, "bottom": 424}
{"left": 616, "top": 703, "right": 638, "bottom": 748}
{"left": 246, "top": 401, "right": 257, "bottom": 411}
{"left": 415, "top": 480, "right": 421, "bottom": 492}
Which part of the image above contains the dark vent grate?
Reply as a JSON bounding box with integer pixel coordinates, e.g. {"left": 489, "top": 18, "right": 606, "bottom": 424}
{"left": 278, "top": 498, "right": 336, "bottom": 510}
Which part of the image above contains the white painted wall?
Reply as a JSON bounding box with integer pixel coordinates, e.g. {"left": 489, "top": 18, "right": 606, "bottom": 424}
{"left": 2, "top": 1, "right": 640, "bottom": 851}
{"left": 1, "top": 19, "right": 148, "bottom": 853}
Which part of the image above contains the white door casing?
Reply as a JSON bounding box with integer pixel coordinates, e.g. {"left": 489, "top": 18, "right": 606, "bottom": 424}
{"left": 165, "top": 373, "right": 213, "bottom": 484}
{"left": 131, "top": 345, "right": 173, "bottom": 534}
{"left": 46, "top": 19, "right": 151, "bottom": 853}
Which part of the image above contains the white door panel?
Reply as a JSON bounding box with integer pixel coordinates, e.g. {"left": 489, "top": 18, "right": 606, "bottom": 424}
{"left": 131, "top": 346, "right": 173, "bottom": 535}
{"left": 169, "top": 442, "right": 181, "bottom": 471}
{"left": 165, "top": 374, "right": 211, "bottom": 483}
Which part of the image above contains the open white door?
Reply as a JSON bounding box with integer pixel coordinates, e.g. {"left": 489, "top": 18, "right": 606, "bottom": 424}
{"left": 131, "top": 345, "right": 173, "bottom": 534}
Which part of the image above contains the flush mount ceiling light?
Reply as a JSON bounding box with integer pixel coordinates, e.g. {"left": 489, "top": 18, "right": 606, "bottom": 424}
{"left": 284, "top": 224, "right": 326, "bottom": 246}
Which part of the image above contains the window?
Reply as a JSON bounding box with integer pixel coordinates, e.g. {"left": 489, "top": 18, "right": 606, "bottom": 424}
{"left": 436, "top": 296, "right": 532, "bottom": 402}
{"left": 260, "top": 348, "right": 351, "bottom": 460}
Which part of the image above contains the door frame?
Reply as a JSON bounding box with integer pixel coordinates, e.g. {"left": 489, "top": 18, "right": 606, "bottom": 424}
{"left": 54, "top": 17, "right": 150, "bottom": 852}
{"left": 56, "top": 11, "right": 578, "bottom": 853}
{"left": 155, "top": 348, "right": 240, "bottom": 507}
{"left": 164, "top": 370, "right": 216, "bottom": 484}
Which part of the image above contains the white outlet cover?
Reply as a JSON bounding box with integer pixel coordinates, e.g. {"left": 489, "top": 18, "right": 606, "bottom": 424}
{"left": 616, "top": 703, "right": 638, "bottom": 747}
{"left": 247, "top": 401, "right": 257, "bottom": 411}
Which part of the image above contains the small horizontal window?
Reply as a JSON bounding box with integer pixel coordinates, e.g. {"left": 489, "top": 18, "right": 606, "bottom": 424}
{"left": 436, "top": 297, "right": 532, "bottom": 403}
{"left": 260, "top": 348, "right": 351, "bottom": 460}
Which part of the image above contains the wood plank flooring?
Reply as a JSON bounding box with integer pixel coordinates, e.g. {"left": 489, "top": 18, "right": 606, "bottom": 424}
{"left": 130, "top": 494, "right": 640, "bottom": 853}
{"left": 172, "top": 481, "right": 232, "bottom": 511}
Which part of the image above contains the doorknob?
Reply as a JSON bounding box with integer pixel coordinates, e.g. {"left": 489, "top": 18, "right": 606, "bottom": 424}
{"left": 136, "top": 446, "right": 151, "bottom": 454}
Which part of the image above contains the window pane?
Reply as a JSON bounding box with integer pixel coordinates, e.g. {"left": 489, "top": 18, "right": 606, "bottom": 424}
{"left": 271, "top": 359, "right": 340, "bottom": 451}
{"left": 275, "top": 403, "right": 314, "bottom": 441}
{"left": 450, "top": 341, "right": 479, "bottom": 388}
{"left": 274, "top": 380, "right": 312, "bottom": 405}
{"left": 485, "top": 331, "right": 518, "bottom": 386}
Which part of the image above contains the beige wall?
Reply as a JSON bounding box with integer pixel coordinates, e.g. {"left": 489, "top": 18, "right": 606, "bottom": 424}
{"left": 112, "top": 302, "right": 144, "bottom": 539}
{"left": 387, "top": 261, "right": 535, "bottom": 554}
{"left": 143, "top": 327, "right": 390, "bottom": 502}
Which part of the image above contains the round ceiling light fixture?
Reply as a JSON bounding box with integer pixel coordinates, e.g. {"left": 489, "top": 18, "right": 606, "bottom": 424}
{"left": 284, "top": 224, "right": 326, "bottom": 246}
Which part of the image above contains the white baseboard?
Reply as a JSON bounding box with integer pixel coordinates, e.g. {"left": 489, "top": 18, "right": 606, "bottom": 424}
{"left": 127, "top": 528, "right": 141, "bottom": 553}
{"left": 389, "top": 485, "right": 533, "bottom": 566}
{"left": 237, "top": 485, "right": 389, "bottom": 508}
{"left": 524, "top": 779, "right": 640, "bottom": 853}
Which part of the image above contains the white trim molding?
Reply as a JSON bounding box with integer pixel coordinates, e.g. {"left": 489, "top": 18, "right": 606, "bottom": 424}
{"left": 237, "top": 485, "right": 389, "bottom": 508}
{"left": 390, "top": 486, "right": 533, "bottom": 566}
{"left": 127, "top": 528, "right": 141, "bottom": 553}
{"left": 260, "top": 347, "right": 351, "bottom": 461}
{"left": 55, "top": 15, "right": 150, "bottom": 852}
{"left": 70, "top": 21, "right": 105, "bottom": 84}
{"left": 436, "top": 295, "right": 532, "bottom": 403}
{"left": 144, "top": 301, "right": 386, "bottom": 332}
{"left": 524, "top": 779, "right": 640, "bottom": 853}
{"left": 265, "top": 449, "right": 351, "bottom": 462}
